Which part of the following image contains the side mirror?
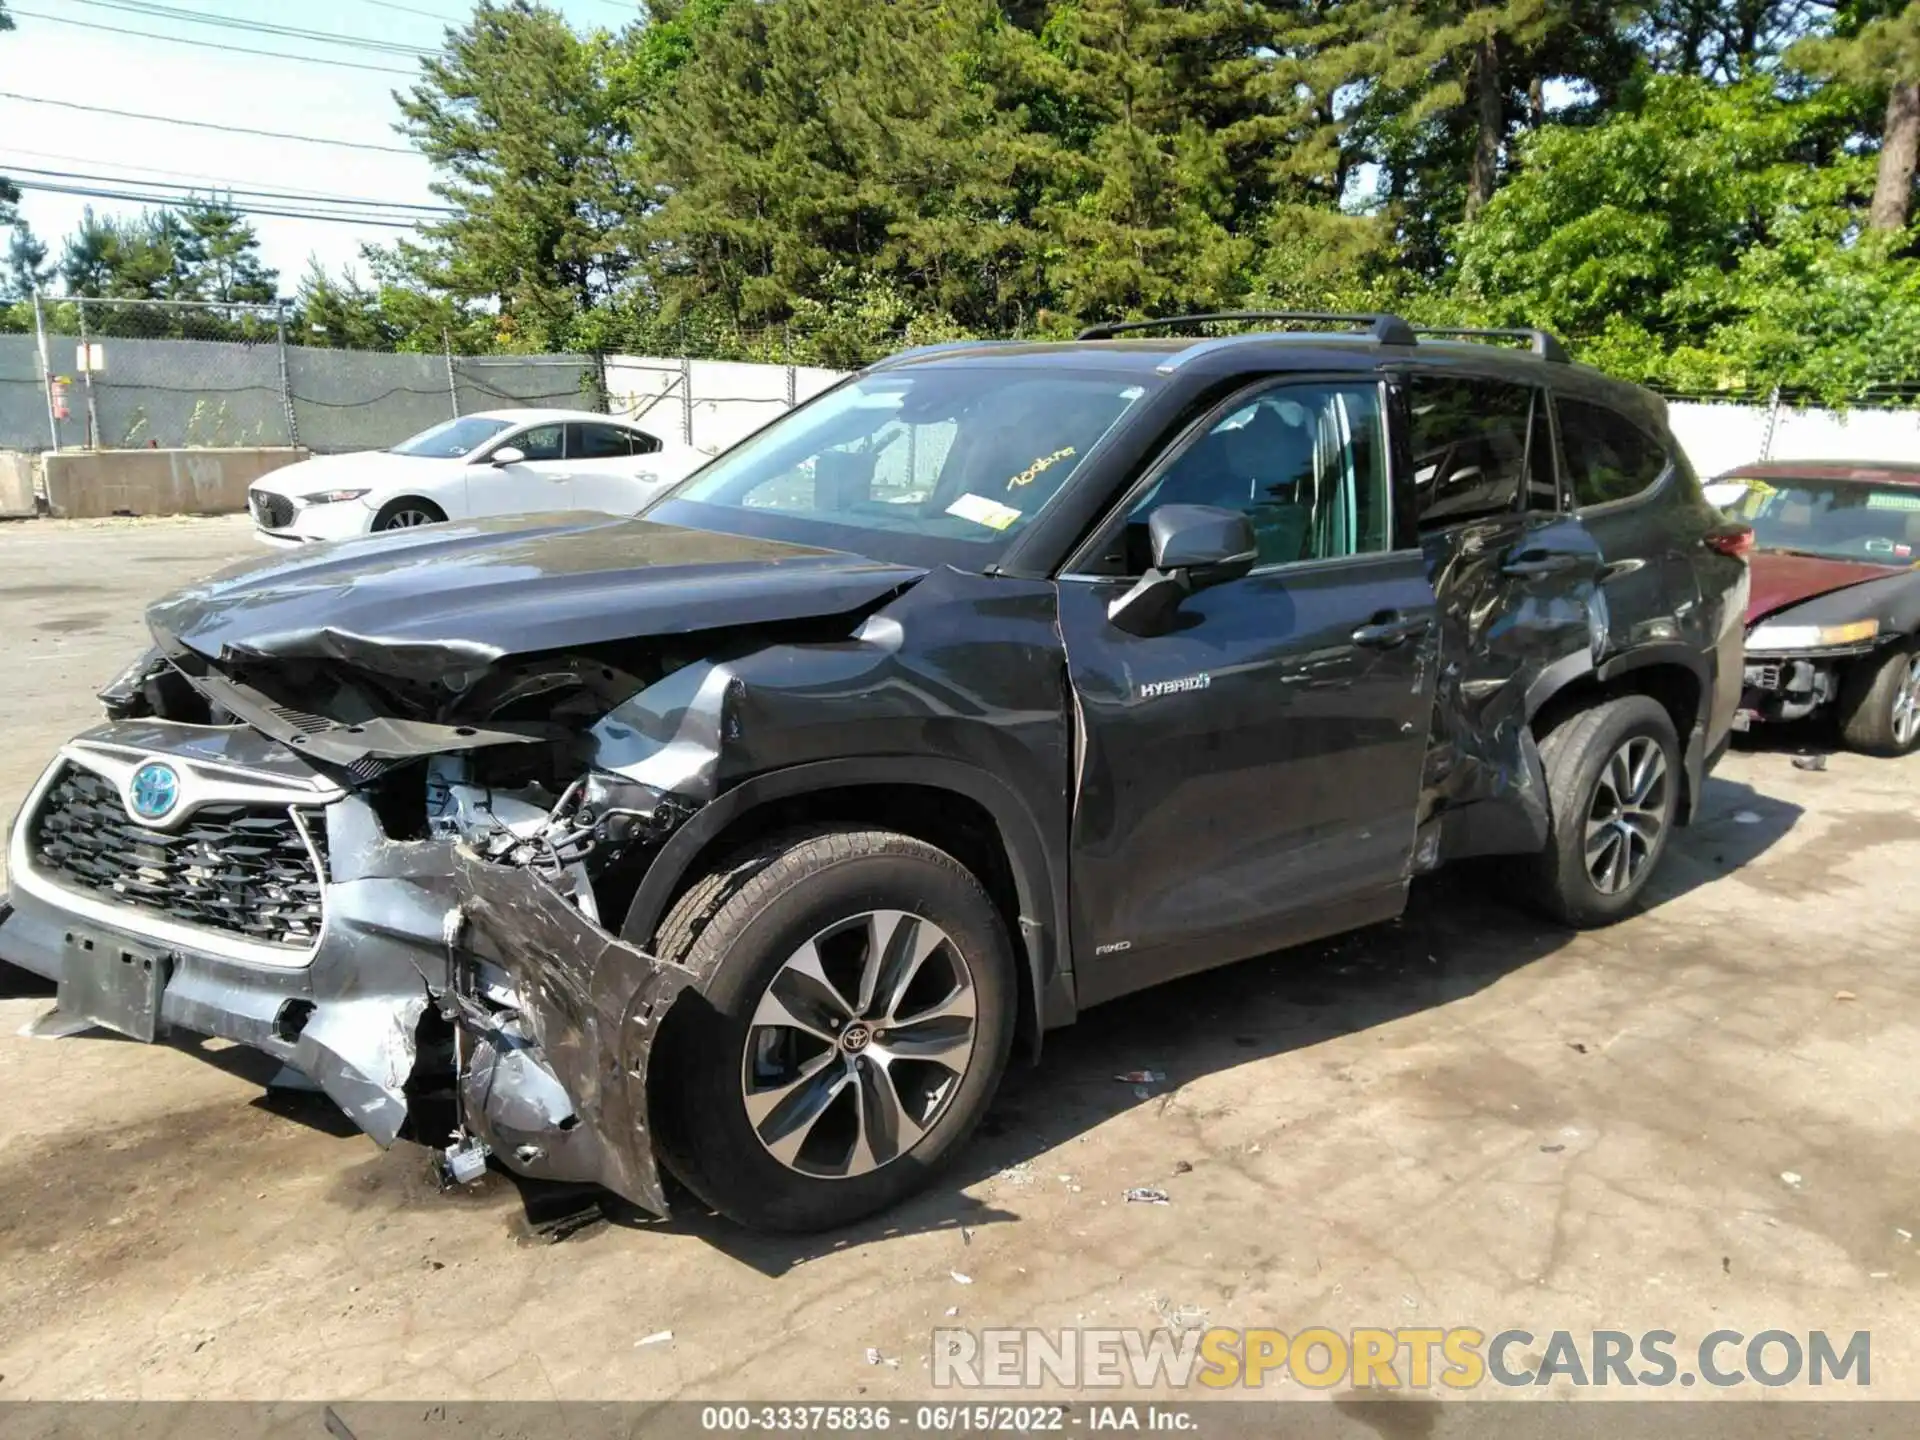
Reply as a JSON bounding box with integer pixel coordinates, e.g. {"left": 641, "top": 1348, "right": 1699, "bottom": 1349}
{"left": 490, "top": 446, "right": 526, "bottom": 467}
{"left": 1108, "top": 504, "right": 1257, "bottom": 636}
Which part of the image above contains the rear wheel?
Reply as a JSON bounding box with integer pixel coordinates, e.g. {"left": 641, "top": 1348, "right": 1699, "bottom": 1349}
{"left": 1837, "top": 641, "right": 1920, "bottom": 756}
{"left": 371, "top": 497, "right": 446, "bottom": 531}
{"left": 650, "top": 827, "right": 1016, "bottom": 1232}
{"left": 1521, "top": 695, "right": 1681, "bottom": 927}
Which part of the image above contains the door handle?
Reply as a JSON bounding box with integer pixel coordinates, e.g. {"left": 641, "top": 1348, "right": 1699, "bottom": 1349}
{"left": 1501, "top": 550, "right": 1580, "bottom": 577}
{"left": 1352, "top": 612, "right": 1432, "bottom": 648}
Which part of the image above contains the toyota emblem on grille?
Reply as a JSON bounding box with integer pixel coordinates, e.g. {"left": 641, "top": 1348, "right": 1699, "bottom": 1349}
{"left": 127, "top": 761, "right": 181, "bottom": 822}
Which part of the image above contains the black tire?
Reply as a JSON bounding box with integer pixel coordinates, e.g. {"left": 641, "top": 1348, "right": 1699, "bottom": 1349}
{"left": 1520, "top": 695, "right": 1681, "bottom": 928}
{"left": 1837, "top": 640, "right": 1920, "bottom": 756}
{"left": 371, "top": 497, "right": 447, "bottom": 531}
{"left": 650, "top": 827, "right": 1017, "bottom": 1232}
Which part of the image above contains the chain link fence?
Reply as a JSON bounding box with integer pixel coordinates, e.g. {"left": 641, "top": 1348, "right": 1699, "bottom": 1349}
{"left": 8, "top": 298, "right": 1920, "bottom": 480}
{"left": 0, "top": 297, "right": 603, "bottom": 455}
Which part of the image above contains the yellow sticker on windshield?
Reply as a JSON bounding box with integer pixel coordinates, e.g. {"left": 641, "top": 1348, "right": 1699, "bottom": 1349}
{"left": 947, "top": 492, "right": 1023, "bottom": 531}
{"left": 1006, "top": 446, "right": 1077, "bottom": 490}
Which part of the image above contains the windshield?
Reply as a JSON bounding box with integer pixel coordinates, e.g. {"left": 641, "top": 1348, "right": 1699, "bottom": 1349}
{"left": 390, "top": 416, "right": 513, "bottom": 459}
{"left": 1723, "top": 476, "right": 1920, "bottom": 565}
{"left": 648, "top": 367, "right": 1150, "bottom": 566}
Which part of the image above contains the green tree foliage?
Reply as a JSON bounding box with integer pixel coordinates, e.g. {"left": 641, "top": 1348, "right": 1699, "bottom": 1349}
{"left": 179, "top": 202, "right": 278, "bottom": 305}
{"left": 1795, "top": 0, "right": 1920, "bottom": 229}
{"left": 1452, "top": 75, "right": 1920, "bottom": 400}
{"left": 32, "top": 0, "right": 1919, "bottom": 400}
{"left": 384, "top": 0, "right": 634, "bottom": 351}
{"left": 623, "top": 0, "right": 1050, "bottom": 352}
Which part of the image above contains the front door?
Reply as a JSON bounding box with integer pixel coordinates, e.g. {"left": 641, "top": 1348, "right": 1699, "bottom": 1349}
{"left": 1057, "top": 377, "right": 1440, "bottom": 1004}
{"left": 466, "top": 421, "right": 570, "bottom": 517}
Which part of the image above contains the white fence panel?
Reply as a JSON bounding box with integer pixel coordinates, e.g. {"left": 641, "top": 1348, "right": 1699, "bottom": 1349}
{"left": 604, "top": 354, "right": 852, "bottom": 456}
{"left": 1769, "top": 406, "right": 1920, "bottom": 465}
{"left": 1669, "top": 400, "right": 1920, "bottom": 479}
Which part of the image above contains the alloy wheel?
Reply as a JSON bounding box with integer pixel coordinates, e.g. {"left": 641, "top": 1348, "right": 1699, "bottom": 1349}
{"left": 741, "top": 910, "right": 977, "bottom": 1179}
{"left": 379, "top": 507, "right": 439, "bottom": 530}
{"left": 1891, "top": 655, "right": 1920, "bottom": 748}
{"left": 1584, "top": 735, "right": 1669, "bottom": 896}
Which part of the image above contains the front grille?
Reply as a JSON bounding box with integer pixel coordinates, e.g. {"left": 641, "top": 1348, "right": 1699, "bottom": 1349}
{"left": 250, "top": 490, "right": 294, "bottom": 529}
{"left": 30, "top": 765, "right": 328, "bottom": 949}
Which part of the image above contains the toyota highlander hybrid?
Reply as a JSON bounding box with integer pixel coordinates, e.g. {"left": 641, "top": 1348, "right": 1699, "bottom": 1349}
{"left": 1, "top": 314, "right": 1751, "bottom": 1233}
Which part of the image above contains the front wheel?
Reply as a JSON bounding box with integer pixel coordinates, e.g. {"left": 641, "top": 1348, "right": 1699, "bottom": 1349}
{"left": 1520, "top": 695, "right": 1681, "bottom": 928}
{"left": 371, "top": 497, "right": 447, "bottom": 531}
{"left": 650, "top": 827, "right": 1017, "bottom": 1232}
{"left": 1837, "top": 641, "right": 1920, "bottom": 756}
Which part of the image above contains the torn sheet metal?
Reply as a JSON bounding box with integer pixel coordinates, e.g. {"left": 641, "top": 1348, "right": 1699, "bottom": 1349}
{"left": 1419, "top": 515, "right": 1600, "bottom": 858}
{"left": 447, "top": 848, "right": 700, "bottom": 1215}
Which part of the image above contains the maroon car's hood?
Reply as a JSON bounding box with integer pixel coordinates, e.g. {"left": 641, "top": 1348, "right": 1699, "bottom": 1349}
{"left": 1746, "top": 551, "right": 1902, "bottom": 624}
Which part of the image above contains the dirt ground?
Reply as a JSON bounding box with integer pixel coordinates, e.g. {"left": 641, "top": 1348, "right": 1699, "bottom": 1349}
{"left": 1, "top": 514, "right": 1917, "bottom": 1404}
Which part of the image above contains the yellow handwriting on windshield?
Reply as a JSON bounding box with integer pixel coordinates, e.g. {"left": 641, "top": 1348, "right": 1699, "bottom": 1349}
{"left": 1006, "top": 446, "right": 1077, "bottom": 490}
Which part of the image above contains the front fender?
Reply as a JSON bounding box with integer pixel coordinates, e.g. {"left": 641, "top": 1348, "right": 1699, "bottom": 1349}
{"left": 618, "top": 756, "right": 1076, "bottom": 1041}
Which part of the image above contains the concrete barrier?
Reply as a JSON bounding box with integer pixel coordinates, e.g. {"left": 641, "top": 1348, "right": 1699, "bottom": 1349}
{"left": 0, "top": 451, "right": 35, "bottom": 517}
{"left": 41, "top": 447, "right": 308, "bottom": 519}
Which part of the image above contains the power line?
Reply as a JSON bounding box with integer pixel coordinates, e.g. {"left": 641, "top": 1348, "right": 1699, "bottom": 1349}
{"left": 336, "top": 0, "right": 468, "bottom": 23}
{"left": 7, "top": 7, "right": 421, "bottom": 76}
{"left": 0, "top": 163, "right": 456, "bottom": 214}
{"left": 9, "top": 179, "right": 433, "bottom": 229}
{"left": 59, "top": 0, "right": 435, "bottom": 58}
{"left": 0, "top": 92, "right": 418, "bottom": 155}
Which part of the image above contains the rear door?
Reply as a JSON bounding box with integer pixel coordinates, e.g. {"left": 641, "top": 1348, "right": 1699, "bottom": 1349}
{"left": 1056, "top": 376, "right": 1440, "bottom": 1003}
{"left": 566, "top": 421, "right": 667, "bottom": 514}
{"left": 466, "top": 421, "right": 571, "bottom": 516}
{"left": 1404, "top": 374, "right": 1601, "bottom": 850}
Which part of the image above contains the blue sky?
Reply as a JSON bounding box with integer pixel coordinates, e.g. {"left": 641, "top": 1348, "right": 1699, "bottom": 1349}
{"left": 1, "top": 0, "right": 636, "bottom": 294}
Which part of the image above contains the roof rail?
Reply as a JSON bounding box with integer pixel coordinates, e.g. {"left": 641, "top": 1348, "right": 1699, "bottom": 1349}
{"left": 1076, "top": 310, "right": 1419, "bottom": 347}
{"left": 868, "top": 338, "right": 1018, "bottom": 369}
{"left": 1412, "top": 326, "right": 1572, "bottom": 363}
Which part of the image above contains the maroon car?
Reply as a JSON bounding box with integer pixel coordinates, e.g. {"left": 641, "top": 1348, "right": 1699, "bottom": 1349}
{"left": 1718, "top": 461, "right": 1920, "bottom": 754}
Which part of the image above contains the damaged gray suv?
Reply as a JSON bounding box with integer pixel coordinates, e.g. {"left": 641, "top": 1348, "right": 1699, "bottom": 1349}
{"left": 1, "top": 314, "right": 1751, "bottom": 1233}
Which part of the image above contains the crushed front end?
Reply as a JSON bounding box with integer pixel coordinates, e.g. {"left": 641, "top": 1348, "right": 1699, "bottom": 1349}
{"left": 2, "top": 633, "right": 767, "bottom": 1215}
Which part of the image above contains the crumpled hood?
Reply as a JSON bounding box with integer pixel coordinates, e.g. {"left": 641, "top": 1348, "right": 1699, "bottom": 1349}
{"left": 1746, "top": 551, "right": 1903, "bottom": 626}
{"left": 148, "top": 512, "right": 926, "bottom": 676}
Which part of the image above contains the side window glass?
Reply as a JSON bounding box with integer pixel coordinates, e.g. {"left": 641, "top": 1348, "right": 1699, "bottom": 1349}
{"left": 568, "top": 423, "right": 633, "bottom": 459}
{"left": 1407, "top": 377, "right": 1535, "bottom": 528}
{"left": 630, "top": 429, "right": 663, "bottom": 455}
{"left": 1115, "top": 382, "right": 1391, "bottom": 574}
{"left": 1556, "top": 397, "right": 1669, "bottom": 507}
{"left": 513, "top": 424, "right": 564, "bottom": 462}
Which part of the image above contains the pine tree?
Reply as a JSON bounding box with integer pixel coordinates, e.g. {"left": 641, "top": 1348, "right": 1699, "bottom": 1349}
{"left": 179, "top": 201, "right": 278, "bottom": 305}
{"left": 629, "top": 0, "right": 1050, "bottom": 341}
{"left": 292, "top": 261, "right": 396, "bottom": 350}
{"left": 1017, "top": 0, "right": 1265, "bottom": 322}
{"left": 1796, "top": 0, "right": 1920, "bottom": 231}
{"left": 390, "top": 0, "right": 634, "bottom": 350}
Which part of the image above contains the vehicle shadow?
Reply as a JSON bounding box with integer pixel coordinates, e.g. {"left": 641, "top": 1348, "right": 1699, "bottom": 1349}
{"left": 611, "top": 771, "right": 1801, "bottom": 1275}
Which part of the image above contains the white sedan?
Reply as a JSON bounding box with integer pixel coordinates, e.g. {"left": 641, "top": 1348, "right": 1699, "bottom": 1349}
{"left": 246, "top": 409, "right": 708, "bottom": 545}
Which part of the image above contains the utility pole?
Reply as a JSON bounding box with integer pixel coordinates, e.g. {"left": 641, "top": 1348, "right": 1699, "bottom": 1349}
{"left": 443, "top": 330, "right": 461, "bottom": 419}
{"left": 76, "top": 299, "right": 100, "bottom": 450}
{"left": 275, "top": 301, "right": 300, "bottom": 448}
